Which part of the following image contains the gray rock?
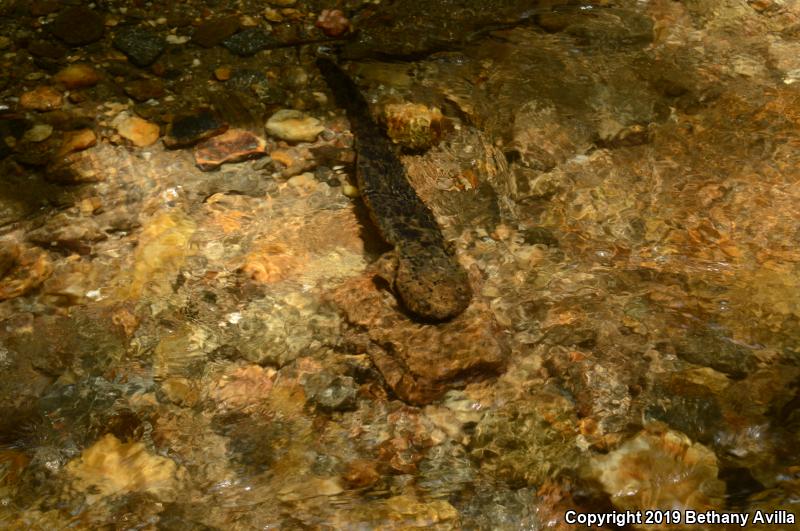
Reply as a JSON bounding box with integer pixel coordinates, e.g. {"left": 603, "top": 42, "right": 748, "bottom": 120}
{"left": 223, "top": 29, "right": 277, "bottom": 57}
{"left": 305, "top": 373, "right": 357, "bottom": 412}
{"left": 113, "top": 27, "right": 166, "bottom": 67}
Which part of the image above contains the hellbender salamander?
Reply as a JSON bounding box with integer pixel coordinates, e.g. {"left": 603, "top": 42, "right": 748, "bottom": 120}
{"left": 316, "top": 57, "right": 471, "bottom": 320}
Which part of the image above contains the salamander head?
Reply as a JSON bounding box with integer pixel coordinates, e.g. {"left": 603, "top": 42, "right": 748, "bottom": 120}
{"left": 394, "top": 243, "right": 472, "bottom": 321}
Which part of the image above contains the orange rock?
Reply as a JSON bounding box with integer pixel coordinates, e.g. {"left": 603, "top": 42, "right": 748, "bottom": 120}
{"left": 56, "top": 128, "right": 97, "bottom": 157}
{"left": 115, "top": 114, "right": 160, "bottom": 147}
{"left": 214, "top": 66, "right": 231, "bottom": 81}
{"left": 19, "top": 86, "right": 63, "bottom": 111}
{"left": 0, "top": 245, "right": 53, "bottom": 301}
{"left": 54, "top": 64, "right": 101, "bottom": 89}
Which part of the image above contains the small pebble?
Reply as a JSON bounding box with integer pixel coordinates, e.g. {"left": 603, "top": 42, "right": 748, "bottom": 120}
{"left": 316, "top": 9, "right": 351, "bottom": 38}
{"left": 214, "top": 67, "right": 231, "bottom": 81}
{"left": 54, "top": 64, "right": 101, "bottom": 89}
{"left": 166, "top": 35, "right": 190, "bottom": 45}
{"left": 263, "top": 8, "right": 282, "bottom": 22}
{"left": 342, "top": 184, "right": 359, "bottom": 198}
{"left": 23, "top": 124, "right": 53, "bottom": 143}
{"left": 265, "top": 109, "right": 324, "bottom": 143}
{"left": 240, "top": 15, "right": 259, "bottom": 28}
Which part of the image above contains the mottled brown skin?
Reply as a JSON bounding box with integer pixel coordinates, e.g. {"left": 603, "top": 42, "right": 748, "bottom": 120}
{"left": 317, "top": 57, "right": 471, "bottom": 320}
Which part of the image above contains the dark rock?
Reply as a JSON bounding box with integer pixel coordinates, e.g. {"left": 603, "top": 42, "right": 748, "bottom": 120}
{"left": 27, "top": 39, "right": 67, "bottom": 59}
{"left": 222, "top": 29, "right": 277, "bottom": 57}
{"left": 675, "top": 329, "right": 757, "bottom": 378}
{"left": 534, "top": 13, "right": 572, "bottom": 33}
{"left": 14, "top": 138, "right": 58, "bottom": 166}
{"left": 113, "top": 27, "right": 166, "bottom": 67}
{"left": 29, "top": 0, "right": 60, "bottom": 17}
{"left": 192, "top": 15, "right": 240, "bottom": 48}
{"left": 194, "top": 128, "right": 267, "bottom": 171}
{"left": 0, "top": 116, "right": 31, "bottom": 140}
{"left": 123, "top": 78, "right": 166, "bottom": 102}
{"left": 521, "top": 226, "right": 558, "bottom": 247}
{"left": 164, "top": 109, "right": 228, "bottom": 149}
{"left": 645, "top": 377, "right": 725, "bottom": 445}
{"left": 0, "top": 138, "right": 11, "bottom": 160}
{"left": 50, "top": 7, "right": 105, "bottom": 46}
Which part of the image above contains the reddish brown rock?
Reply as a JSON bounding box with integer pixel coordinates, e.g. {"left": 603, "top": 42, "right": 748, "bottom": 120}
{"left": 194, "top": 128, "right": 267, "bottom": 171}
{"left": 328, "top": 273, "right": 507, "bottom": 405}
{"left": 19, "top": 86, "right": 63, "bottom": 111}
{"left": 123, "top": 78, "right": 165, "bottom": 102}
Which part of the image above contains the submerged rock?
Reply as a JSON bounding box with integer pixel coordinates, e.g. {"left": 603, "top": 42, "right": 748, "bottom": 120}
{"left": 304, "top": 373, "right": 357, "bottom": 412}
{"left": 589, "top": 424, "right": 726, "bottom": 514}
{"left": 316, "top": 9, "right": 351, "bottom": 38}
{"left": 384, "top": 102, "right": 449, "bottom": 150}
{"left": 22, "top": 124, "right": 53, "bottom": 143}
{"left": 194, "top": 128, "right": 267, "bottom": 170}
{"left": 19, "top": 86, "right": 63, "bottom": 111}
{"left": 470, "top": 387, "right": 582, "bottom": 487}
{"left": 164, "top": 109, "right": 228, "bottom": 149}
{"left": 329, "top": 273, "right": 507, "bottom": 405}
{"left": 114, "top": 27, "right": 166, "bottom": 67}
{"left": 114, "top": 113, "right": 160, "bottom": 147}
{"left": 50, "top": 7, "right": 105, "bottom": 46}
{"left": 192, "top": 16, "right": 240, "bottom": 48}
{"left": 53, "top": 64, "right": 101, "bottom": 89}
{"left": 265, "top": 109, "right": 324, "bottom": 143}
{"left": 223, "top": 29, "right": 277, "bottom": 57}
{"left": 0, "top": 244, "right": 52, "bottom": 300}
{"left": 123, "top": 78, "right": 166, "bottom": 102}
{"left": 56, "top": 128, "right": 97, "bottom": 157}
{"left": 66, "top": 434, "right": 183, "bottom": 503}
{"left": 47, "top": 143, "right": 117, "bottom": 183}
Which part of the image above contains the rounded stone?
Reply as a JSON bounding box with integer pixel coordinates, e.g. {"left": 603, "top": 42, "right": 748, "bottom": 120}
{"left": 50, "top": 7, "right": 105, "bottom": 46}
{"left": 265, "top": 109, "right": 324, "bottom": 143}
